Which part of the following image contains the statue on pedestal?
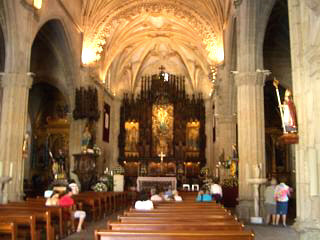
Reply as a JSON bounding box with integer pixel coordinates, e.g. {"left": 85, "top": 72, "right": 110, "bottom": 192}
{"left": 81, "top": 125, "right": 92, "bottom": 152}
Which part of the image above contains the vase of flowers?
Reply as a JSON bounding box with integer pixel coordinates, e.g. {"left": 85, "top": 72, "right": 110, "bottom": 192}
{"left": 92, "top": 182, "right": 108, "bottom": 192}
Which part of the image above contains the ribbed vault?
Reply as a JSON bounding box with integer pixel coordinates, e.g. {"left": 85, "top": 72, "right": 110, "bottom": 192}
{"left": 81, "top": 0, "right": 232, "bottom": 97}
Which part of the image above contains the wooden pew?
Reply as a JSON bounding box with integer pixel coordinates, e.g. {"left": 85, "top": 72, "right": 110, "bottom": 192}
{"left": 107, "top": 220, "right": 244, "bottom": 231}
{"left": 0, "top": 209, "right": 53, "bottom": 240}
{"left": 128, "top": 208, "right": 228, "bottom": 213}
{"left": 94, "top": 230, "right": 255, "bottom": 240}
{"left": 0, "top": 222, "right": 17, "bottom": 240}
{"left": 123, "top": 211, "right": 232, "bottom": 218}
{"left": 2, "top": 201, "right": 69, "bottom": 238}
{"left": 118, "top": 215, "right": 237, "bottom": 223}
{"left": 0, "top": 214, "right": 36, "bottom": 240}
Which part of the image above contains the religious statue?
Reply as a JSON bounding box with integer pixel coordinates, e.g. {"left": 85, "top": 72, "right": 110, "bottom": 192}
{"left": 283, "top": 89, "right": 297, "bottom": 133}
{"left": 81, "top": 125, "right": 92, "bottom": 151}
{"left": 125, "top": 122, "right": 139, "bottom": 152}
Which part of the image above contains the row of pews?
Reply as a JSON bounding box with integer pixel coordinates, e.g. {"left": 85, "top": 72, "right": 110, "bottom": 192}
{"left": 95, "top": 192, "right": 255, "bottom": 240}
{"left": 0, "top": 191, "right": 136, "bottom": 240}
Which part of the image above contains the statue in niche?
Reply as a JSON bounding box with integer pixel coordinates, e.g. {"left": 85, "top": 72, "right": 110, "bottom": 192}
{"left": 186, "top": 121, "right": 200, "bottom": 151}
{"left": 81, "top": 125, "right": 92, "bottom": 151}
{"left": 125, "top": 122, "right": 139, "bottom": 152}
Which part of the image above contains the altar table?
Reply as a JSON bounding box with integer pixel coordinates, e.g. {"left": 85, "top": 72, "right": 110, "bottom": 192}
{"left": 137, "top": 177, "right": 177, "bottom": 192}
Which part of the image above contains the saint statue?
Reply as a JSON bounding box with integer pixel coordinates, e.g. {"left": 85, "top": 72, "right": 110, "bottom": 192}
{"left": 81, "top": 125, "right": 92, "bottom": 149}
{"left": 283, "top": 90, "right": 297, "bottom": 133}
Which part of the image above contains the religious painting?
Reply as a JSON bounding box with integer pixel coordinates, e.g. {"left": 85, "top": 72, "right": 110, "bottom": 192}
{"left": 186, "top": 121, "right": 200, "bottom": 151}
{"left": 103, "top": 103, "right": 110, "bottom": 142}
{"left": 152, "top": 104, "right": 174, "bottom": 156}
{"left": 125, "top": 121, "right": 139, "bottom": 157}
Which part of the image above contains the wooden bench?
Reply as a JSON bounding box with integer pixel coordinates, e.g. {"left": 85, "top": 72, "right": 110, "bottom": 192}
{"left": 2, "top": 201, "right": 70, "bottom": 238}
{"left": 0, "top": 208, "right": 53, "bottom": 240}
{"left": 129, "top": 208, "right": 228, "bottom": 213}
{"left": 0, "top": 214, "right": 36, "bottom": 240}
{"left": 118, "top": 215, "right": 237, "bottom": 223}
{"left": 123, "top": 211, "right": 232, "bottom": 218}
{"left": 107, "top": 220, "right": 244, "bottom": 231}
{"left": 94, "top": 230, "right": 255, "bottom": 240}
{"left": 0, "top": 222, "right": 17, "bottom": 240}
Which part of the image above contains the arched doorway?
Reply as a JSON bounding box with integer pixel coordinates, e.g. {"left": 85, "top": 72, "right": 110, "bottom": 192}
{"left": 25, "top": 20, "right": 74, "bottom": 197}
{"left": 263, "top": 0, "right": 296, "bottom": 222}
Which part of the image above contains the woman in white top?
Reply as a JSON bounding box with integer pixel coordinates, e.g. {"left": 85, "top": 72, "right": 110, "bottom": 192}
{"left": 135, "top": 190, "right": 154, "bottom": 210}
{"left": 210, "top": 180, "right": 223, "bottom": 203}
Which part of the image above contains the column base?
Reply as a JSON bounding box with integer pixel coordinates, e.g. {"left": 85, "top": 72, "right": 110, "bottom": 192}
{"left": 293, "top": 219, "right": 320, "bottom": 240}
{"left": 2, "top": 190, "right": 24, "bottom": 203}
{"left": 236, "top": 200, "right": 254, "bottom": 222}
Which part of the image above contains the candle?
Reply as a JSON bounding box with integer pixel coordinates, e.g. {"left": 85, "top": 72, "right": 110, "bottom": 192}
{"left": 9, "top": 162, "right": 13, "bottom": 177}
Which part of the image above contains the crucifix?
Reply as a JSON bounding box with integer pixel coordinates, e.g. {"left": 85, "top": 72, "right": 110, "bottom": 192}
{"left": 158, "top": 151, "right": 166, "bottom": 174}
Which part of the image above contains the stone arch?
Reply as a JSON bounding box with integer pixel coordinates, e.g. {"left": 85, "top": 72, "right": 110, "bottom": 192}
{"left": 26, "top": 19, "right": 75, "bottom": 192}
{"left": 30, "top": 18, "right": 76, "bottom": 104}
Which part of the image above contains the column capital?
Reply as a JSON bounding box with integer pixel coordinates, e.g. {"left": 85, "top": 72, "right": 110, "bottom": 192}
{"left": 233, "top": 70, "right": 270, "bottom": 87}
{"left": 0, "top": 72, "right": 34, "bottom": 88}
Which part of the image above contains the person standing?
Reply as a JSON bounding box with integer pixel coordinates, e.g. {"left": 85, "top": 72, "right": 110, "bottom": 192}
{"left": 274, "top": 176, "right": 292, "bottom": 226}
{"left": 264, "top": 178, "right": 277, "bottom": 225}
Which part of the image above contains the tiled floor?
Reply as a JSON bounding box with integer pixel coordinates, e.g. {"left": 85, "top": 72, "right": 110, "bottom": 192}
{"left": 63, "top": 212, "right": 299, "bottom": 240}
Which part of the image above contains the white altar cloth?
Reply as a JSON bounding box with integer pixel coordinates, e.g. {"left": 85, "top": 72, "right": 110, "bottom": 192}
{"left": 137, "top": 177, "right": 177, "bottom": 191}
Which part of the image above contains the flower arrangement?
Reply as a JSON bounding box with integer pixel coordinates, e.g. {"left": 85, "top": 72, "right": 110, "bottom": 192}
{"left": 93, "top": 145, "right": 101, "bottom": 156}
{"left": 221, "top": 177, "right": 238, "bottom": 188}
{"left": 200, "top": 166, "right": 210, "bottom": 176}
{"left": 99, "top": 174, "right": 113, "bottom": 190}
{"left": 92, "top": 182, "right": 108, "bottom": 192}
{"left": 112, "top": 165, "right": 125, "bottom": 175}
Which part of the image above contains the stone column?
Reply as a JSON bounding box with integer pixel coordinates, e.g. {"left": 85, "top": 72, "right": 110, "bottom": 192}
{"left": 235, "top": 71, "right": 267, "bottom": 220}
{"left": 204, "top": 99, "right": 214, "bottom": 172}
{"left": 0, "top": 72, "right": 33, "bottom": 202}
{"left": 288, "top": 1, "right": 320, "bottom": 238}
{"left": 109, "top": 98, "right": 121, "bottom": 169}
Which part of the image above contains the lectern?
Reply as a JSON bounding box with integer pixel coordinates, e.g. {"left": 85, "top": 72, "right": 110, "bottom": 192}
{"left": 73, "top": 153, "right": 98, "bottom": 191}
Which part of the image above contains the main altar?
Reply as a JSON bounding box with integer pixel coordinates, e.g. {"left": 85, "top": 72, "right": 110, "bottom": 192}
{"left": 137, "top": 177, "right": 177, "bottom": 192}
{"left": 118, "top": 67, "right": 206, "bottom": 186}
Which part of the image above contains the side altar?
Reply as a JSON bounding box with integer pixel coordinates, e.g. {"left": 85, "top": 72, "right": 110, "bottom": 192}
{"left": 137, "top": 177, "right": 177, "bottom": 192}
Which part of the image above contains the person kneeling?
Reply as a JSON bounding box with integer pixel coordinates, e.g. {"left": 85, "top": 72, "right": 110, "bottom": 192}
{"left": 59, "top": 187, "right": 86, "bottom": 232}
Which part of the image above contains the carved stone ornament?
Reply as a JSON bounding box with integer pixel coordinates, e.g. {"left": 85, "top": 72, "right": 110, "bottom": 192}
{"left": 233, "top": 0, "right": 243, "bottom": 8}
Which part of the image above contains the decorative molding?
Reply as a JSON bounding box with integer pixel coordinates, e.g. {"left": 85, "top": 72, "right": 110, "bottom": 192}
{"left": 233, "top": 71, "right": 270, "bottom": 87}
{"left": 1, "top": 72, "right": 34, "bottom": 88}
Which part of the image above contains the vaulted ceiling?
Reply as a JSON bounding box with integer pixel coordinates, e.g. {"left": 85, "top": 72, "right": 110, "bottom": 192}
{"left": 80, "top": 0, "right": 233, "bottom": 97}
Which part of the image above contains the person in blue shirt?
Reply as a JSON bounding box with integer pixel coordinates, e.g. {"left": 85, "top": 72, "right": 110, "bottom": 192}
{"left": 196, "top": 190, "right": 212, "bottom": 202}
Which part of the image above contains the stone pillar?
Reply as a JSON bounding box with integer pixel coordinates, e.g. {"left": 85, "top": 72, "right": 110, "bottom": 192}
{"left": 288, "top": 1, "right": 320, "bottom": 238}
{"left": 235, "top": 71, "right": 267, "bottom": 220}
{"left": 0, "top": 73, "right": 33, "bottom": 202}
{"left": 204, "top": 99, "right": 214, "bottom": 172}
{"left": 109, "top": 98, "right": 121, "bottom": 169}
